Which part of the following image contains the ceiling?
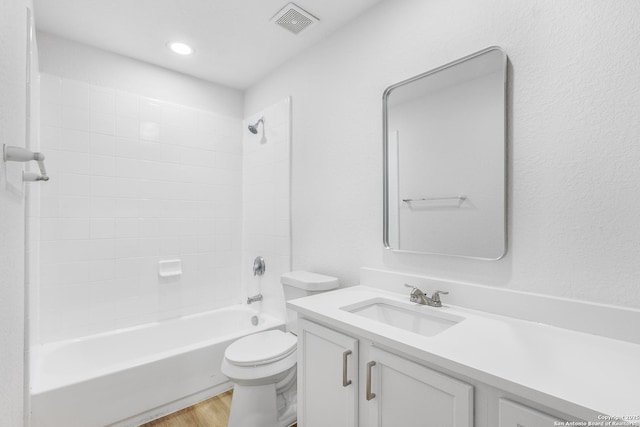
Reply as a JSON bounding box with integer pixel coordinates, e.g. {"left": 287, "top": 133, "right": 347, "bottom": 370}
{"left": 33, "top": 0, "right": 383, "bottom": 89}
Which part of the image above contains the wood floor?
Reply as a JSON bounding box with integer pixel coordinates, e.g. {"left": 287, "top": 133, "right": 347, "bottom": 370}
{"left": 141, "top": 390, "right": 297, "bottom": 427}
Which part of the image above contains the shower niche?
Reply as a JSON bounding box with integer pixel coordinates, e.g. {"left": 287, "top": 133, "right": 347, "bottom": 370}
{"left": 383, "top": 47, "right": 507, "bottom": 260}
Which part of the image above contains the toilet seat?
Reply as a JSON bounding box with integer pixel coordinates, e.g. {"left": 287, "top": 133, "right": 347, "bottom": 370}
{"left": 225, "top": 330, "right": 297, "bottom": 367}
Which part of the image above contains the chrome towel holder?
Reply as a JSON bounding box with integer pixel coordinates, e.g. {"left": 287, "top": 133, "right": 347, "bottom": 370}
{"left": 2, "top": 144, "right": 49, "bottom": 182}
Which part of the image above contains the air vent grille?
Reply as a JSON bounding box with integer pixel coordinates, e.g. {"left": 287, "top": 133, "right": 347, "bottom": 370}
{"left": 272, "top": 3, "right": 318, "bottom": 35}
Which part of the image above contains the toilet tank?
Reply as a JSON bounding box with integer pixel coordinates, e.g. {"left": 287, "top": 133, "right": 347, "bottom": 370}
{"left": 281, "top": 271, "right": 339, "bottom": 334}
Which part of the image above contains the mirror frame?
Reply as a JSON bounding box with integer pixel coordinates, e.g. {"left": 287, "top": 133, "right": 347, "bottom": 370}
{"left": 382, "top": 46, "right": 508, "bottom": 260}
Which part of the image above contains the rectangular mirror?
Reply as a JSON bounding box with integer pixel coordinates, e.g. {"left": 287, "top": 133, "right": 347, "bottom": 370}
{"left": 383, "top": 47, "right": 507, "bottom": 260}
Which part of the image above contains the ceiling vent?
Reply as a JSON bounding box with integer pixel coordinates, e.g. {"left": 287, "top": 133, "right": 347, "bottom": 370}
{"left": 272, "top": 3, "right": 319, "bottom": 35}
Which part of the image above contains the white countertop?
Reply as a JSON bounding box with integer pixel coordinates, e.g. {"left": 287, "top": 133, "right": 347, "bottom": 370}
{"left": 288, "top": 286, "right": 640, "bottom": 424}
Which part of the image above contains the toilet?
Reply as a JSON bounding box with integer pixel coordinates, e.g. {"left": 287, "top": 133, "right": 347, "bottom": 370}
{"left": 221, "top": 271, "right": 339, "bottom": 427}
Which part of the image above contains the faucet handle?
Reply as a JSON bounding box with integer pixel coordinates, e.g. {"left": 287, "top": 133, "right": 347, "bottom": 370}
{"left": 404, "top": 283, "right": 421, "bottom": 303}
{"left": 431, "top": 290, "right": 449, "bottom": 303}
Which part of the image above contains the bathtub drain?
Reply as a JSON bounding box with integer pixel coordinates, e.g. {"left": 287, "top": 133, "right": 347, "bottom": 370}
{"left": 251, "top": 315, "right": 259, "bottom": 326}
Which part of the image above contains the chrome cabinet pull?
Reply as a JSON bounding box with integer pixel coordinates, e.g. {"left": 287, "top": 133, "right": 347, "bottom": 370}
{"left": 366, "top": 361, "right": 376, "bottom": 400}
{"left": 342, "top": 350, "right": 352, "bottom": 387}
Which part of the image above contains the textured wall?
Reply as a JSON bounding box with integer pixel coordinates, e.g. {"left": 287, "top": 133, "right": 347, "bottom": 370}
{"left": 0, "top": 0, "right": 27, "bottom": 424}
{"left": 245, "top": 0, "right": 640, "bottom": 308}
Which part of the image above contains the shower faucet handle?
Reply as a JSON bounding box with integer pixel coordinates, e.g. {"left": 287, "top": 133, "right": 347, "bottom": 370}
{"left": 253, "top": 256, "right": 265, "bottom": 276}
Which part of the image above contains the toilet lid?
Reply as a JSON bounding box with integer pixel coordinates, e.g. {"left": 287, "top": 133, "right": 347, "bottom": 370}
{"left": 225, "top": 330, "right": 297, "bottom": 367}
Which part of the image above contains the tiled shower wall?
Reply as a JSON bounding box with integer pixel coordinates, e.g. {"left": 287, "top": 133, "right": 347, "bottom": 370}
{"left": 242, "top": 98, "right": 291, "bottom": 322}
{"left": 37, "top": 74, "right": 242, "bottom": 343}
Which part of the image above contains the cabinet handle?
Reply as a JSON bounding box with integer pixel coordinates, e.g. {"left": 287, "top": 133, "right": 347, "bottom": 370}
{"left": 366, "top": 361, "right": 376, "bottom": 400}
{"left": 342, "top": 350, "right": 352, "bottom": 387}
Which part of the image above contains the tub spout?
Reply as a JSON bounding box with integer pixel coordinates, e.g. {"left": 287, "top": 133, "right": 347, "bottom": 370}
{"left": 247, "top": 294, "right": 263, "bottom": 304}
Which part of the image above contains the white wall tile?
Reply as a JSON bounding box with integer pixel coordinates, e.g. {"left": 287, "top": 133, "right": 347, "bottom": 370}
{"left": 60, "top": 129, "right": 89, "bottom": 153}
{"left": 61, "top": 79, "right": 89, "bottom": 109}
{"left": 40, "top": 102, "right": 61, "bottom": 127}
{"left": 90, "top": 112, "right": 115, "bottom": 135}
{"left": 62, "top": 106, "right": 90, "bottom": 131}
{"left": 89, "top": 197, "right": 118, "bottom": 218}
{"left": 90, "top": 176, "right": 119, "bottom": 198}
{"left": 90, "top": 86, "right": 115, "bottom": 114}
{"left": 115, "top": 238, "right": 141, "bottom": 258}
{"left": 90, "top": 219, "right": 116, "bottom": 239}
{"left": 115, "top": 91, "right": 139, "bottom": 118}
{"left": 40, "top": 74, "right": 62, "bottom": 105}
{"left": 89, "top": 259, "right": 116, "bottom": 282}
{"left": 41, "top": 126, "right": 61, "bottom": 150}
{"left": 114, "top": 137, "right": 139, "bottom": 159}
{"left": 59, "top": 173, "right": 90, "bottom": 197}
{"left": 140, "top": 121, "right": 160, "bottom": 142}
{"left": 90, "top": 133, "right": 115, "bottom": 156}
{"left": 140, "top": 98, "right": 162, "bottom": 122}
{"left": 38, "top": 76, "right": 244, "bottom": 343}
{"left": 115, "top": 219, "right": 138, "bottom": 238}
{"left": 58, "top": 197, "right": 90, "bottom": 218}
{"left": 89, "top": 154, "right": 115, "bottom": 177}
{"left": 115, "top": 116, "right": 139, "bottom": 139}
{"left": 114, "top": 157, "right": 139, "bottom": 179}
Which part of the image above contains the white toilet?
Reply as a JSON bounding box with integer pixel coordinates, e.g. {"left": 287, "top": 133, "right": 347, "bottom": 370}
{"left": 221, "top": 271, "right": 339, "bottom": 427}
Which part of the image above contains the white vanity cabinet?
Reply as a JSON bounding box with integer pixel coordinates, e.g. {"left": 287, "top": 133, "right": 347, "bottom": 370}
{"left": 298, "top": 318, "right": 473, "bottom": 427}
{"left": 290, "top": 285, "right": 628, "bottom": 427}
{"left": 297, "top": 318, "right": 359, "bottom": 427}
{"left": 498, "top": 398, "right": 565, "bottom": 427}
{"left": 367, "top": 346, "right": 473, "bottom": 427}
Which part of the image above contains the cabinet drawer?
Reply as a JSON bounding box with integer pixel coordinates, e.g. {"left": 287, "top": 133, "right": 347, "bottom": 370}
{"left": 499, "top": 399, "right": 564, "bottom": 427}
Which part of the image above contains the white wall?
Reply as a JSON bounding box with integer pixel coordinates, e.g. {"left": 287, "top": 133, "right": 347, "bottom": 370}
{"left": 37, "top": 32, "right": 243, "bottom": 117}
{"left": 0, "top": 0, "right": 27, "bottom": 424}
{"left": 37, "top": 73, "right": 243, "bottom": 342}
{"left": 245, "top": 0, "right": 640, "bottom": 309}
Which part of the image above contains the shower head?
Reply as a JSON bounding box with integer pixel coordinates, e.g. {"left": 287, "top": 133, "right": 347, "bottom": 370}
{"left": 248, "top": 117, "right": 264, "bottom": 134}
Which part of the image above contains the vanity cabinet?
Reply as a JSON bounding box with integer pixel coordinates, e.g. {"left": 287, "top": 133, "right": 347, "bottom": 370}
{"left": 298, "top": 319, "right": 473, "bottom": 427}
{"left": 367, "top": 346, "right": 473, "bottom": 427}
{"left": 498, "top": 398, "right": 565, "bottom": 427}
{"left": 298, "top": 318, "right": 359, "bottom": 427}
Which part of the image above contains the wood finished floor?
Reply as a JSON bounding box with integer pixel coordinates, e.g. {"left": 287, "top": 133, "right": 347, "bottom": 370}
{"left": 140, "top": 390, "right": 297, "bottom": 427}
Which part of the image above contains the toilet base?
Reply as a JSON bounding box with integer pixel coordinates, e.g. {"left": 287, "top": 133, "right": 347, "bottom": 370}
{"left": 228, "top": 381, "right": 297, "bottom": 427}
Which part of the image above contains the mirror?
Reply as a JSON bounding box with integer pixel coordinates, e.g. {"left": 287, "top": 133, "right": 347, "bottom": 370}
{"left": 383, "top": 47, "right": 507, "bottom": 260}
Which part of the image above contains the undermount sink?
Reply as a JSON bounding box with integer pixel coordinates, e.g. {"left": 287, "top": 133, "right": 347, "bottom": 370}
{"left": 341, "top": 297, "right": 463, "bottom": 337}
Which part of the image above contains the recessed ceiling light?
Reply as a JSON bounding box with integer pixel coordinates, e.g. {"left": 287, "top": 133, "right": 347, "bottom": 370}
{"left": 168, "top": 42, "right": 194, "bottom": 55}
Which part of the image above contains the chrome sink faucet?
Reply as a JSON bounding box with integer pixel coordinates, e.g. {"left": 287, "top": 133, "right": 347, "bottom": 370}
{"left": 404, "top": 284, "right": 449, "bottom": 307}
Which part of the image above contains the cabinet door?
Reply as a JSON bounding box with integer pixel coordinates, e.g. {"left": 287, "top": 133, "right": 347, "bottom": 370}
{"left": 498, "top": 399, "right": 565, "bottom": 427}
{"left": 298, "top": 318, "right": 358, "bottom": 427}
{"left": 366, "top": 347, "right": 473, "bottom": 427}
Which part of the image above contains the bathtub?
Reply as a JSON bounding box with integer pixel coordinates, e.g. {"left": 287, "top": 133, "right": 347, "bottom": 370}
{"left": 30, "top": 305, "right": 284, "bottom": 427}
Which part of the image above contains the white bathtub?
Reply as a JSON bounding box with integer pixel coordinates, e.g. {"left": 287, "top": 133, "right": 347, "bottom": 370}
{"left": 30, "top": 305, "right": 284, "bottom": 427}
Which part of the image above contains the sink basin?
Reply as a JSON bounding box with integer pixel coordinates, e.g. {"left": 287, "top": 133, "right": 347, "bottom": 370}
{"left": 341, "top": 297, "right": 463, "bottom": 337}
